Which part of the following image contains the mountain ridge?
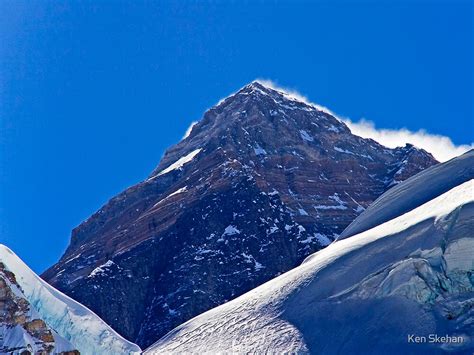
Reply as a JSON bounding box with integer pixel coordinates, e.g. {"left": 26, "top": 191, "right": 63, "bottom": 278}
{"left": 42, "top": 81, "right": 438, "bottom": 347}
{"left": 339, "top": 149, "right": 474, "bottom": 239}
{"left": 146, "top": 151, "right": 474, "bottom": 354}
{"left": 0, "top": 244, "right": 141, "bottom": 354}
{"left": 0, "top": 260, "right": 79, "bottom": 354}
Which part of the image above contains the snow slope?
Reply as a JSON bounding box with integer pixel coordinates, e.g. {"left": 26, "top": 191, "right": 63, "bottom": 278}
{"left": 146, "top": 178, "right": 474, "bottom": 354}
{"left": 43, "top": 81, "right": 436, "bottom": 347}
{"left": 0, "top": 324, "right": 75, "bottom": 354}
{"left": 339, "top": 149, "right": 473, "bottom": 239}
{"left": 0, "top": 265, "right": 77, "bottom": 354}
{"left": 0, "top": 245, "right": 141, "bottom": 355}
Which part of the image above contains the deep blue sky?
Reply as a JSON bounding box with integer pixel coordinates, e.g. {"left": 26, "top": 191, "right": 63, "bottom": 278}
{"left": 1, "top": 0, "right": 472, "bottom": 273}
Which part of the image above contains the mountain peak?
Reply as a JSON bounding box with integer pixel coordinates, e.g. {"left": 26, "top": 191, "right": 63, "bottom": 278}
{"left": 43, "top": 82, "right": 438, "bottom": 349}
{"left": 234, "top": 80, "right": 287, "bottom": 98}
{"left": 227, "top": 80, "right": 313, "bottom": 108}
{"left": 245, "top": 80, "right": 270, "bottom": 89}
{"left": 243, "top": 80, "right": 275, "bottom": 91}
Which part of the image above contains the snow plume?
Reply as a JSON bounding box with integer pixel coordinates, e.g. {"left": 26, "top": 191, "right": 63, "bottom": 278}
{"left": 256, "top": 79, "right": 473, "bottom": 162}
{"left": 183, "top": 121, "right": 198, "bottom": 139}
{"left": 254, "top": 79, "right": 337, "bottom": 117}
{"left": 343, "top": 118, "right": 473, "bottom": 162}
{"left": 217, "top": 79, "right": 471, "bottom": 162}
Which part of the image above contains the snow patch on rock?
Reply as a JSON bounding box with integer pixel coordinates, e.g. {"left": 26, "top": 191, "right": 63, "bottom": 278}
{"left": 151, "top": 148, "right": 202, "bottom": 178}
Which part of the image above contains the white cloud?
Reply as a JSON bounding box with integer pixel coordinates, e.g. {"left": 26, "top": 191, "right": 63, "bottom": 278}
{"left": 182, "top": 121, "right": 198, "bottom": 139}
{"left": 255, "top": 79, "right": 473, "bottom": 162}
{"left": 343, "top": 118, "right": 473, "bottom": 162}
{"left": 214, "top": 79, "right": 472, "bottom": 162}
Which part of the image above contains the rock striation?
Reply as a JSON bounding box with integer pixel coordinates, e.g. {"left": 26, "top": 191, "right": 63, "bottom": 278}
{"left": 43, "top": 81, "right": 438, "bottom": 347}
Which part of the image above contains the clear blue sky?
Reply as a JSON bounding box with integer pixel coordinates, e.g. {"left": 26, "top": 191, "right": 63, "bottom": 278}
{"left": 1, "top": 0, "right": 472, "bottom": 272}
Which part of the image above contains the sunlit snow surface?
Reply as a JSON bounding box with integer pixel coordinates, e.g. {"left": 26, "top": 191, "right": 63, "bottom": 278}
{"left": 152, "top": 148, "right": 202, "bottom": 178}
{"left": 0, "top": 245, "right": 141, "bottom": 355}
{"left": 147, "top": 179, "right": 473, "bottom": 354}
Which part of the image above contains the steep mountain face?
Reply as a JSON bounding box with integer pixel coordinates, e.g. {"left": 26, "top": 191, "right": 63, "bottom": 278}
{"left": 339, "top": 149, "right": 474, "bottom": 239}
{"left": 0, "top": 245, "right": 141, "bottom": 355}
{"left": 42, "top": 81, "right": 437, "bottom": 347}
{"left": 0, "top": 262, "right": 79, "bottom": 354}
{"left": 146, "top": 152, "right": 474, "bottom": 354}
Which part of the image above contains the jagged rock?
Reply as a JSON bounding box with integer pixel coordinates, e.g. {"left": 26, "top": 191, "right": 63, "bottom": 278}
{"left": 0, "top": 245, "right": 141, "bottom": 355}
{"left": 42, "top": 81, "right": 438, "bottom": 347}
{"left": 0, "top": 262, "right": 80, "bottom": 354}
{"left": 145, "top": 153, "right": 474, "bottom": 355}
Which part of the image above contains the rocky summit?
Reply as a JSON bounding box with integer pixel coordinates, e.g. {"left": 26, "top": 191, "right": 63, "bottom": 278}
{"left": 42, "top": 81, "right": 437, "bottom": 347}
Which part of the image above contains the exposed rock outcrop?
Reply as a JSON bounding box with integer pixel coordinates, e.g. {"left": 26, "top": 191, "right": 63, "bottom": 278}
{"left": 0, "top": 262, "right": 79, "bottom": 354}
{"left": 43, "top": 81, "right": 438, "bottom": 347}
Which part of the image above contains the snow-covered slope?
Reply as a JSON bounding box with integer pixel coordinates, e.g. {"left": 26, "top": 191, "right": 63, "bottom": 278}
{"left": 339, "top": 149, "right": 473, "bottom": 240}
{"left": 0, "top": 245, "right": 141, "bottom": 355}
{"left": 146, "top": 177, "right": 474, "bottom": 354}
{"left": 0, "top": 261, "right": 78, "bottom": 354}
{"left": 43, "top": 81, "right": 436, "bottom": 347}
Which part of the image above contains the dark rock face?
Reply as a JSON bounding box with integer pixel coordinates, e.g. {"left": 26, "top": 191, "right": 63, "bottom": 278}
{"left": 42, "top": 82, "right": 437, "bottom": 347}
{"left": 0, "top": 263, "right": 80, "bottom": 354}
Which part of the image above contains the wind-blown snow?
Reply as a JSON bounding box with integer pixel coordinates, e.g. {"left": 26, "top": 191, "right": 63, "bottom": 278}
{"left": 0, "top": 245, "right": 141, "bottom": 355}
{"left": 224, "top": 79, "right": 471, "bottom": 162}
{"left": 251, "top": 79, "right": 337, "bottom": 117}
{"left": 344, "top": 118, "right": 474, "bottom": 162}
{"left": 146, "top": 178, "right": 474, "bottom": 354}
{"left": 182, "top": 121, "right": 198, "bottom": 139}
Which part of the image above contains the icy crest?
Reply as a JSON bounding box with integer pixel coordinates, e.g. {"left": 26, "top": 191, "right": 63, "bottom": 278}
{"left": 146, "top": 168, "right": 473, "bottom": 354}
{"left": 0, "top": 245, "right": 141, "bottom": 354}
